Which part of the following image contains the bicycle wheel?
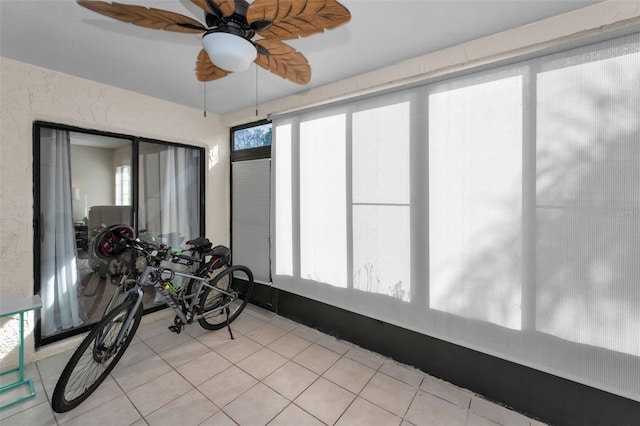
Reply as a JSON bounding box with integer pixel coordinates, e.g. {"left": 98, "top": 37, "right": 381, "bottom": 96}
{"left": 51, "top": 298, "right": 142, "bottom": 413}
{"left": 198, "top": 265, "right": 254, "bottom": 330}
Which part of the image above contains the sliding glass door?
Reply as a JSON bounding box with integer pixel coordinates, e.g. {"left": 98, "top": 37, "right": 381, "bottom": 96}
{"left": 34, "top": 123, "right": 204, "bottom": 346}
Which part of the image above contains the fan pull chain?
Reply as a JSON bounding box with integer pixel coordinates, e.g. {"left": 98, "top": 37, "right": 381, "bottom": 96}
{"left": 255, "top": 65, "right": 259, "bottom": 117}
{"left": 203, "top": 82, "right": 207, "bottom": 118}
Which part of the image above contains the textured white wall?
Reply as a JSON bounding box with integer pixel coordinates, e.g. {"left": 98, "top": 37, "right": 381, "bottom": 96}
{"left": 0, "top": 58, "right": 229, "bottom": 364}
{"left": 70, "top": 145, "right": 115, "bottom": 221}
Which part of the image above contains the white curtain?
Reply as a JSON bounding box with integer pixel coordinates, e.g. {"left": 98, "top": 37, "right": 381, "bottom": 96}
{"left": 160, "top": 146, "right": 200, "bottom": 247}
{"left": 40, "top": 128, "right": 83, "bottom": 337}
{"left": 139, "top": 143, "right": 200, "bottom": 248}
{"left": 272, "top": 33, "right": 640, "bottom": 401}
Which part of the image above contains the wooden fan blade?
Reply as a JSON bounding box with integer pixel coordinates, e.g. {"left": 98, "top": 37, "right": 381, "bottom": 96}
{"left": 196, "top": 49, "right": 231, "bottom": 82}
{"left": 254, "top": 40, "right": 310, "bottom": 84}
{"left": 77, "top": 1, "right": 206, "bottom": 33}
{"left": 247, "top": 0, "right": 351, "bottom": 40}
{"left": 191, "top": 0, "right": 235, "bottom": 18}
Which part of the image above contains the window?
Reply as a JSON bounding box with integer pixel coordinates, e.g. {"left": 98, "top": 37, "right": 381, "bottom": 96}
{"left": 231, "top": 120, "right": 272, "bottom": 162}
{"left": 352, "top": 100, "right": 411, "bottom": 301}
{"left": 299, "top": 112, "right": 347, "bottom": 288}
{"left": 233, "top": 122, "right": 272, "bottom": 150}
{"left": 534, "top": 44, "right": 640, "bottom": 356}
{"left": 429, "top": 73, "right": 523, "bottom": 329}
{"left": 272, "top": 33, "right": 640, "bottom": 402}
{"left": 230, "top": 120, "right": 272, "bottom": 285}
{"left": 115, "top": 164, "right": 131, "bottom": 205}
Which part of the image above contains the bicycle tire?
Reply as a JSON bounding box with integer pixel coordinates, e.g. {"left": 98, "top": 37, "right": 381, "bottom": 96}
{"left": 51, "top": 298, "right": 142, "bottom": 413}
{"left": 198, "top": 265, "right": 254, "bottom": 330}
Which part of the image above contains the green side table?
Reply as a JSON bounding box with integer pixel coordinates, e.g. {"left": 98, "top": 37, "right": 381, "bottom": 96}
{"left": 0, "top": 291, "right": 42, "bottom": 410}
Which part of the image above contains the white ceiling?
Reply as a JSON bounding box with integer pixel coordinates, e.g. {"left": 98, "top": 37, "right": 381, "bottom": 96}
{"left": 1, "top": 0, "right": 603, "bottom": 115}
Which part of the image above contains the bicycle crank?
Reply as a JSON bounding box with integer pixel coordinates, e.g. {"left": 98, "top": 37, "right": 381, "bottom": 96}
{"left": 168, "top": 316, "right": 185, "bottom": 334}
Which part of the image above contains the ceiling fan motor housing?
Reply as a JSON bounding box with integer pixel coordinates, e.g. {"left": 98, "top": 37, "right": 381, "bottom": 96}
{"left": 206, "top": 17, "right": 254, "bottom": 40}
{"left": 201, "top": 0, "right": 272, "bottom": 71}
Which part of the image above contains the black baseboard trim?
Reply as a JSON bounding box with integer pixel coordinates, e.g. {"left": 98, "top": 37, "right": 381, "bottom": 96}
{"left": 260, "top": 288, "right": 639, "bottom": 426}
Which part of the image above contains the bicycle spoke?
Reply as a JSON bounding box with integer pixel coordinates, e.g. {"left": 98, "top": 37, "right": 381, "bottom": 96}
{"left": 198, "top": 265, "right": 254, "bottom": 330}
{"left": 52, "top": 299, "right": 142, "bottom": 413}
{"left": 64, "top": 351, "right": 105, "bottom": 399}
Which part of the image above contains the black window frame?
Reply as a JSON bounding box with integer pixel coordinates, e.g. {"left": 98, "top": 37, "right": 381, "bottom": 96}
{"left": 230, "top": 119, "right": 272, "bottom": 162}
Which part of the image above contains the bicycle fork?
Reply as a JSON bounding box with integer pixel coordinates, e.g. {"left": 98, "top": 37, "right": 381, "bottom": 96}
{"left": 96, "top": 286, "right": 144, "bottom": 360}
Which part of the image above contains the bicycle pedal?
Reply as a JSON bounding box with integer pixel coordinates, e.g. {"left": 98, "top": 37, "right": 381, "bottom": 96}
{"left": 168, "top": 325, "right": 182, "bottom": 334}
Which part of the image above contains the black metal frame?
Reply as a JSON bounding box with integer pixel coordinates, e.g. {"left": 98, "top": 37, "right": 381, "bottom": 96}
{"left": 228, "top": 119, "right": 273, "bottom": 304}
{"left": 230, "top": 118, "right": 272, "bottom": 162}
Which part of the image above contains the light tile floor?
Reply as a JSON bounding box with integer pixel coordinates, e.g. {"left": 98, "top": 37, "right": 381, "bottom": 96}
{"left": 1, "top": 304, "right": 547, "bottom": 426}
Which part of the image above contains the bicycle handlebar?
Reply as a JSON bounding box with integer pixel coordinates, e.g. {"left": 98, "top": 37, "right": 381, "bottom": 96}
{"left": 126, "top": 235, "right": 211, "bottom": 267}
{"left": 128, "top": 237, "right": 169, "bottom": 262}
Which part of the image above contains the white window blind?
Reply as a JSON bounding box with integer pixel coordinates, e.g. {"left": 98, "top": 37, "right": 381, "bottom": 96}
{"left": 274, "top": 123, "right": 293, "bottom": 277}
{"left": 300, "top": 112, "right": 348, "bottom": 288}
{"left": 232, "top": 159, "right": 271, "bottom": 284}
{"left": 352, "top": 99, "right": 412, "bottom": 301}
{"left": 272, "top": 33, "right": 640, "bottom": 401}
{"left": 535, "top": 47, "right": 640, "bottom": 357}
{"left": 429, "top": 73, "right": 523, "bottom": 330}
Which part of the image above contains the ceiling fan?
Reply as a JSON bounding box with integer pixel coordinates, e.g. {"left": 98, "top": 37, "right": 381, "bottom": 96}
{"left": 77, "top": 0, "right": 351, "bottom": 85}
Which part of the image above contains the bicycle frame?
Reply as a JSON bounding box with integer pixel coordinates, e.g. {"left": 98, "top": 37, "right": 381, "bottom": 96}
{"left": 151, "top": 267, "right": 235, "bottom": 324}
{"left": 104, "top": 261, "right": 235, "bottom": 348}
{"left": 107, "top": 285, "right": 143, "bottom": 353}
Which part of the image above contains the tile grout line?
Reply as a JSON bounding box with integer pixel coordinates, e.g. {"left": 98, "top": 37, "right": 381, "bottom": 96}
{"left": 125, "top": 326, "right": 224, "bottom": 424}
{"left": 112, "top": 369, "right": 146, "bottom": 426}
{"left": 168, "top": 333, "right": 236, "bottom": 425}
{"left": 247, "top": 312, "right": 426, "bottom": 425}
{"left": 19, "top": 309, "right": 546, "bottom": 426}
{"left": 35, "top": 359, "right": 60, "bottom": 426}
{"left": 235, "top": 315, "right": 353, "bottom": 425}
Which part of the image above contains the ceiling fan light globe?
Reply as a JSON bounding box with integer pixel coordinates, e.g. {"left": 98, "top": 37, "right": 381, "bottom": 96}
{"left": 202, "top": 32, "right": 257, "bottom": 73}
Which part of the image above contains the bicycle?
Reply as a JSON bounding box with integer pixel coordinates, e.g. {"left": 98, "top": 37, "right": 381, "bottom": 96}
{"left": 51, "top": 225, "right": 254, "bottom": 413}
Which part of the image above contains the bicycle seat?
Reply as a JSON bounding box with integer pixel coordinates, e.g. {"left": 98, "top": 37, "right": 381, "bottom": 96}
{"left": 211, "top": 245, "right": 230, "bottom": 258}
{"left": 210, "top": 245, "right": 230, "bottom": 269}
{"left": 186, "top": 237, "right": 212, "bottom": 251}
